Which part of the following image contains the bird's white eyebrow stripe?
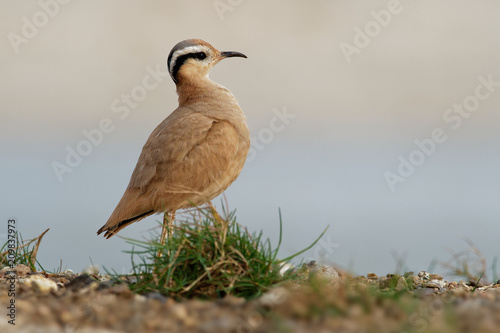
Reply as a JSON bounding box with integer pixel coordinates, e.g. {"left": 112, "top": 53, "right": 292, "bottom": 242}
{"left": 168, "top": 45, "right": 211, "bottom": 77}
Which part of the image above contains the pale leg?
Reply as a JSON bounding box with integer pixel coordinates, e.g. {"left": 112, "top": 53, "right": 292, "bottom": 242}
{"left": 157, "top": 211, "right": 175, "bottom": 257}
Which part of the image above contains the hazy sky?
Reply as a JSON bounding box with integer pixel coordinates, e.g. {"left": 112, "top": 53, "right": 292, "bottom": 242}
{"left": 1, "top": 0, "right": 499, "bottom": 279}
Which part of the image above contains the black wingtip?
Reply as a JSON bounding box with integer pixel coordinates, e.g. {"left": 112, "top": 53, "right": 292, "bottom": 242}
{"left": 97, "top": 210, "right": 155, "bottom": 239}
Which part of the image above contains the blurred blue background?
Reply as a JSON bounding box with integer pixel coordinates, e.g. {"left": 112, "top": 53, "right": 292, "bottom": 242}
{"left": 1, "top": 0, "right": 499, "bottom": 279}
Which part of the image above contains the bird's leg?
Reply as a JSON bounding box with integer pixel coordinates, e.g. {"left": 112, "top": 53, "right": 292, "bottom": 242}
{"left": 168, "top": 212, "right": 175, "bottom": 238}
{"left": 157, "top": 211, "right": 175, "bottom": 258}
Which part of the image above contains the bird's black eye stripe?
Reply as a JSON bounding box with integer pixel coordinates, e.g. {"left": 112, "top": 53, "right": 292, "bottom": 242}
{"left": 170, "top": 52, "right": 208, "bottom": 83}
{"left": 194, "top": 52, "right": 207, "bottom": 60}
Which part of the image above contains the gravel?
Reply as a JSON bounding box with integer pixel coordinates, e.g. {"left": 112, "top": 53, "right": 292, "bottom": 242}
{"left": 1, "top": 264, "right": 499, "bottom": 332}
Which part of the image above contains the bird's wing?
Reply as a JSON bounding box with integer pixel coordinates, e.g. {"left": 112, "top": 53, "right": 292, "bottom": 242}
{"left": 128, "top": 108, "right": 241, "bottom": 192}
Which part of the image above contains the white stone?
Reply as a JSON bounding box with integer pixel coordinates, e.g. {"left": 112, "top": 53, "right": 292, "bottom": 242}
{"left": 82, "top": 265, "right": 99, "bottom": 275}
{"left": 309, "top": 264, "right": 341, "bottom": 281}
{"left": 279, "top": 263, "right": 293, "bottom": 276}
{"left": 426, "top": 279, "right": 446, "bottom": 289}
{"left": 21, "top": 275, "right": 58, "bottom": 294}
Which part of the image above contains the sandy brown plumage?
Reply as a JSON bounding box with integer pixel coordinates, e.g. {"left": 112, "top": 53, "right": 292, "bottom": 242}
{"left": 97, "top": 39, "right": 249, "bottom": 239}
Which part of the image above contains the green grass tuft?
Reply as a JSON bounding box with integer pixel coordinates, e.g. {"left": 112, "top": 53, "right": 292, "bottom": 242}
{"left": 0, "top": 228, "right": 49, "bottom": 272}
{"left": 118, "top": 205, "right": 326, "bottom": 300}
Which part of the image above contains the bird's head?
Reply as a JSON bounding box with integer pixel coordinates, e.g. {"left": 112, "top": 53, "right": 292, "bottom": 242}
{"left": 167, "top": 39, "right": 247, "bottom": 85}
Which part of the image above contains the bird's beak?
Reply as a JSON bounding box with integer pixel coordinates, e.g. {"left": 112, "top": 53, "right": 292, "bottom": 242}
{"left": 220, "top": 51, "right": 247, "bottom": 59}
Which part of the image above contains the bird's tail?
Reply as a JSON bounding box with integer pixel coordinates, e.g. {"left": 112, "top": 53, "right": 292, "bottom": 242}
{"left": 97, "top": 209, "right": 154, "bottom": 239}
{"left": 97, "top": 189, "right": 155, "bottom": 238}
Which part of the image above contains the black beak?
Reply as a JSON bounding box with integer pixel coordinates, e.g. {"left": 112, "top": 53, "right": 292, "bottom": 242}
{"left": 220, "top": 51, "right": 247, "bottom": 59}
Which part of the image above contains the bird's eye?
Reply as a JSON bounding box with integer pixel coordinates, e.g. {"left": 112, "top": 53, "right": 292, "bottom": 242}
{"left": 194, "top": 52, "right": 207, "bottom": 60}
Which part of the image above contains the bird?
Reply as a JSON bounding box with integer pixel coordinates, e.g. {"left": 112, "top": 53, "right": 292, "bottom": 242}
{"left": 97, "top": 39, "right": 250, "bottom": 252}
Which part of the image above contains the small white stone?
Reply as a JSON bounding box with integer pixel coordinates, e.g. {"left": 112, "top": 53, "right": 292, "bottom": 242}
{"left": 63, "top": 269, "right": 74, "bottom": 275}
{"left": 82, "top": 265, "right": 99, "bottom": 275}
{"left": 99, "top": 275, "right": 112, "bottom": 282}
{"left": 418, "top": 271, "right": 430, "bottom": 280}
{"left": 21, "top": 275, "right": 58, "bottom": 294}
{"left": 309, "top": 264, "right": 341, "bottom": 282}
{"left": 426, "top": 279, "right": 446, "bottom": 289}
{"left": 279, "top": 263, "right": 294, "bottom": 276}
{"left": 259, "top": 287, "right": 289, "bottom": 306}
{"left": 134, "top": 294, "right": 147, "bottom": 303}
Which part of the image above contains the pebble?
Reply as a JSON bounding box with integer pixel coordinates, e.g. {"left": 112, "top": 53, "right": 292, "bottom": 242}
{"left": 146, "top": 291, "right": 168, "bottom": 303}
{"left": 0, "top": 264, "right": 32, "bottom": 278}
{"left": 413, "top": 287, "right": 438, "bottom": 297}
{"left": 96, "top": 281, "right": 113, "bottom": 291}
{"left": 459, "top": 281, "right": 472, "bottom": 291}
{"left": 65, "top": 274, "right": 96, "bottom": 291}
{"left": 15, "top": 264, "right": 32, "bottom": 276}
{"left": 429, "top": 274, "right": 443, "bottom": 281}
{"left": 260, "top": 287, "right": 289, "bottom": 307}
{"left": 418, "top": 271, "right": 430, "bottom": 280}
{"left": 98, "top": 274, "right": 112, "bottom": 282}
{"left": 305, "top": 260, "right": 318, "bottom": 269}
{"left": 469, "top": 279, "right": 485, "bottom": 288}
{"left": 396, "top": 276, "right": 408, "bottom": 291}
{"left": 425, "top": 279, "right": 447, "bottom": 289}
{"left": 82, "top": 265, "right": 100, "bottom": 275}
{"left": 20, "top": 274, "right": 58, "bottom": 294}
{"left": 0, "top": 266, "right": 13, "bottom": 278}
{"left": 309, "top": 264, "right": 341, "bottom": 282}
{"left": 279, "top": 263, "right": 294, "bottom": 276}
{"left": 407, "top": 275, "right": 420, "bottom": 285}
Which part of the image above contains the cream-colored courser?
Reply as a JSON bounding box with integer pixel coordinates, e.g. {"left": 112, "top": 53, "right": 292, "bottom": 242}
{"left": 97, "top": 39, "right": 250, "bottom": 247}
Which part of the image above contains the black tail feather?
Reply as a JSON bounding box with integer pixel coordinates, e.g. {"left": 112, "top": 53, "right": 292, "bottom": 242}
{"left": 97, "top": 210, "right": 154, "bottom": 238}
